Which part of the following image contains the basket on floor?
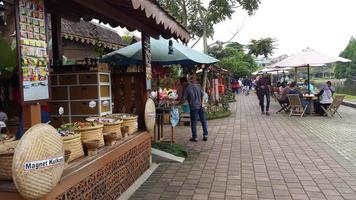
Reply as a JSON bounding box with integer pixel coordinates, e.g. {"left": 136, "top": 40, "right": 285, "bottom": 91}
{"left": 0, "top": 140, "right": 18, "bottom": 180}
{"left": 74, "top": 124, "right": 104, "bottom": 147}
{"left": 86, "top": 117, "right": 123, "bottom": 140}
{"left": 108, "top": 114, "right": 138, "bottom": 135}
{"left": 62, "top": 134, "right": 84, "bottom": 162}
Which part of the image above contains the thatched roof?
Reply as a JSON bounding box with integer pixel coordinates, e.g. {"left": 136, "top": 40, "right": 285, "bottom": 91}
{"left": 61, "top": 18, "right": 126, "bottom": 50}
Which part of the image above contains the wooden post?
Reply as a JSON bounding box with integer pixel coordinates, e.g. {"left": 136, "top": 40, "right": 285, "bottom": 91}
{"left": 139, "top": 33, "right": 151, "bottom": 130}
{"left": 294, "top": 67, "right": 298, "bottom": 82}
{"left": 23, "top": 104, "right": 41, "bottom": 130}
{"left": 201, "top": 65, "right": 208, "bottom": 92}
{"left": 51, "top": 13, "right": 63, "bottom": 66}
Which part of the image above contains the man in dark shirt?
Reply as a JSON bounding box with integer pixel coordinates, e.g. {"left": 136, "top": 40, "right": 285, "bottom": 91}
{"left": 256, "top": 73, "right": 272, "bottom": 115}
{"left": 242, "top": 76, "right": 252, "bottom": 95}
{"left": 179, "top": 77, "right": 208, "bottom": 142}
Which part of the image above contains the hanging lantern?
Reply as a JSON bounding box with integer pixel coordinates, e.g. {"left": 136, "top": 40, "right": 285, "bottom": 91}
{"left": 0, "top": 1, "right": 7, "bottom": 26}
{"left": 168, "top": 40, "right": 173, "bottom": 55}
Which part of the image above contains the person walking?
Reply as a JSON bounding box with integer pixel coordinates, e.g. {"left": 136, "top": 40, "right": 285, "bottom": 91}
{"left": 242, "top": 76, "right": 252, "bottom": 96}
{"left": 178, "top": 77, "right": 208, "bottom": 142}
{"left": 256, "top": 73, "right": 272, "bottom": 116}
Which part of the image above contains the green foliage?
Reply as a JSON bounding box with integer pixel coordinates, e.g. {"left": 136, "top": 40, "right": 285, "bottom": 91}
{"left": 334, "top": 37, "right": 356, "bottom": 80}
{"left": 0, "top": 38, "right": 17, "bottom": 78}
{"left": 205, "top": 108, "right": 231, "bottom": 120}
{"left": 121, "top": 35, "right": 133, "bottom": 44}
{"left": 208, "top": 43, "right": 243, "bottom": 60}
{"left": 152, "top": 142, "right": 188, "bottom": 158}
{"left": 226, "top": 42, "right": 245, "bottom": 52}
{"left": 247, "top": 38, "right": 277, "bottom": 58}
{"left": 217, "top": 48, "right": 257, "bottom": 77}
{"left": 158, "top": 0, "right": 261, "bottom": 40}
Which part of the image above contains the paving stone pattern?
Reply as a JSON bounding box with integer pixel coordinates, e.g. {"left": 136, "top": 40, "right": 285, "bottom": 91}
{"left": 130, "top": 94, "right": 356, "bottom": 200}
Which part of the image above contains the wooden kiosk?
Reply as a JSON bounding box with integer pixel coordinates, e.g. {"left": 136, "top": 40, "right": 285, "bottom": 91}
{"left": 0, "top": 0, "right": 189, "bottom": 199}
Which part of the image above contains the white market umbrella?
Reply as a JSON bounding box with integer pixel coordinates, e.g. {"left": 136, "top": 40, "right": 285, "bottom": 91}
{"left": 272, "top": 48, "right": 351, "bottom": 93}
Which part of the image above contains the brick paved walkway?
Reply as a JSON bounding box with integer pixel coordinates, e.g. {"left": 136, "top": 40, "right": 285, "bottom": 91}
{"left": 130, "top": 94, "right": 356, "bottom": 200}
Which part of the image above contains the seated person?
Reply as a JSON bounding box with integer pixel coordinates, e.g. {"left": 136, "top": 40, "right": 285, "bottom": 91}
{"left": 314, "top": 81, "right": 335, "bottom": 116}
{"left": 288, "top": 82, "right": 309, "bottom": 108}
{"left": 303, "top": 80, "right": 315, "bottom": 94}
{"left": 277, "top": 82, "right": 290, "bottom": 104}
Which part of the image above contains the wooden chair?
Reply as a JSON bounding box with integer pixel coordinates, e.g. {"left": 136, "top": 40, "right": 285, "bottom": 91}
{"left": 287, "top": 94, "right": 308, "bottom": 118}
{"left": 274, "top": 92, "right": 289, "bottom": 113}
{"left": 322, "top": 95, "right": 346, "bottom": 118}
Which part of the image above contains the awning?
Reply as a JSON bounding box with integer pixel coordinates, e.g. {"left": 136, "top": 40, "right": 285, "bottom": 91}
{"left": 102, "top": 37, "right": 218, "bottom": 65}
{"left": 209, "top": 65, "right": 230, "bottom": 75}
{"left": 46, "top": 0, "right": 190, "bottom": 42}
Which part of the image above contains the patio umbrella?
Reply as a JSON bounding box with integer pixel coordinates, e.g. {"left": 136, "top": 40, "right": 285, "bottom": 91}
{"left": 101, "top": 37, "right": 219, "bottom": 66}
{"left": 272, "top": 48, "right": 351, "bottom": 94}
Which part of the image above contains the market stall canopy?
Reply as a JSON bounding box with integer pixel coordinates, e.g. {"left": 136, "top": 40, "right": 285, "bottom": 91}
{"left": 102, "top": 37, "right": 219, "bottom": 65}
{"left": 252, "top": 67, "right": 279, "bottom": 75}
{"left": 272, "top": 48, "right": 351, "bottom": 68}
{"left": 46, "top": 0, "right": 190, "bottom": 42}
{"left": 209, "top": 65, "right": 230, "bottom": 75}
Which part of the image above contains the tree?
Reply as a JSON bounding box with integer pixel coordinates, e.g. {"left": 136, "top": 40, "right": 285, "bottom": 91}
{"left": 226, "top": 42, "right": 245, "bottom": 52}
{"left": 334, "top": 37, "right": 356, "bottom": 80}
{"left": 207, "top": 41, "right": 259, "bottom": 77}
{"left": 247, "top": 38, "right": 276, "bottom": 58}
{"left": 158, "top": 0, "right": 261, "bottom": 53}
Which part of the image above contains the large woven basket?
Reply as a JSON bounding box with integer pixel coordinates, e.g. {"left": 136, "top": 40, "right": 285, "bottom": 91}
{"left": 62, "top": 134, "right": 84, "bottom": 162}
{"left": 108, "top": 114, "right": 138, "bottom": 135}
{"left": 86, "top": 117, "right": 123, "bottom": 140}
{"left": 74, "top": 124, "right": 104, "bottom": 147}
{"left": 0, "top": 140, "right": 18, "bottom": 180}
{"left": 12, "top": 124, "right": 64, "bottom": 200}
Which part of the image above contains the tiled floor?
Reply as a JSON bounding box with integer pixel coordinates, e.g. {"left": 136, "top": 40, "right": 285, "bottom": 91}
{"left": 130, "top": 94, "right": 356, "bottom": 200}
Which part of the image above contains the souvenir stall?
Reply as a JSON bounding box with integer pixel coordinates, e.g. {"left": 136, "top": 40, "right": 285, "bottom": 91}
{"left": 0, "top": 0, "right": 189, "bottom": 200}
{"left": 102, "top": 37, "right": 219, "bottom": 142}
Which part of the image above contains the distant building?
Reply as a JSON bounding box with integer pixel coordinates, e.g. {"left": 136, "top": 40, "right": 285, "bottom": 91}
{"left": 254, "top": 55, "right": 288, "bottom": 67}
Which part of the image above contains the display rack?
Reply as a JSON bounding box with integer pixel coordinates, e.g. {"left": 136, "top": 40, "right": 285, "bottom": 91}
{"left": 49, "top": 71, "right": 112, "bottom": 127}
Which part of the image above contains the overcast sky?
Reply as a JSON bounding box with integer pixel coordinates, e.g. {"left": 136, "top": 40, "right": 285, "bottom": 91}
{"left": 196, "top": 0, "right": 356, "bottom": 57}
{"left": 110, "top": 0, "right": 356, "bottom": 58}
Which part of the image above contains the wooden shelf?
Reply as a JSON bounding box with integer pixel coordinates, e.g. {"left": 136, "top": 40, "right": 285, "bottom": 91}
{"left": 49, "top": 72, "right": 112, "bottom": 127}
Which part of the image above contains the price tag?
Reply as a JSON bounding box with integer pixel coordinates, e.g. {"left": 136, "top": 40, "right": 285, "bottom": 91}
{"left": 58, "top": 107, "right": 64, "bottom": 115}
{"left": 89, "top": 100, "right": 97, "bottom": 108}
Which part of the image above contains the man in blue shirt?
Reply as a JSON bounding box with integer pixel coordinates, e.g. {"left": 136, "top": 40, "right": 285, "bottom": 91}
{"left": 179, "top": 77, "right": 208, "bottom": 142}
{"left": 303, "top": 80, "right": 315, "bottom": 94}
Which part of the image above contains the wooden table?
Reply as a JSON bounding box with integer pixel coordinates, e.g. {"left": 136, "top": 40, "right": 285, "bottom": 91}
{"left": 155, "top": 107, "right": 175, "bottom": 144}
{"left": 303, "top": 94, "right": 318, "bottom": 115}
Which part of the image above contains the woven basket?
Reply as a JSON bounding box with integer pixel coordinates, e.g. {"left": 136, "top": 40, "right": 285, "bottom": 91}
{"left": 86, "top": 117, "right": 123, "bottom": 140}
{"left": 74, "top": 124, "right": 104, "bottom": 147}
{"left": 6, "top": 118, "right": 19, "bottom": 136}
{"left": 0, "top": 140, "right": 18, "bottom": 180}
{"left": 12, "top": 124, "right": 64, "bottom": 200}
{"left": 62, "top": 134, "right": 84, "bottom": 162}
{"left": 108, "top": 114, "right": 138, "bottom": 135}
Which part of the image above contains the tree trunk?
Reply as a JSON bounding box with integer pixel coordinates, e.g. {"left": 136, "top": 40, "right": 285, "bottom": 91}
{"left": 198, "top": 0, "right": 208, "bottom": 92}
{"left": 181, "top": 0, "right": 188, "bottom": 27}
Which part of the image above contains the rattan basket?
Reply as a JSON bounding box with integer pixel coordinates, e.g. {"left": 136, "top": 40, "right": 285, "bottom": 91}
{"left": 12, "top": 124, "right": 64, "bottom": 200}
{"left": 86, "top": 117, "right": 123, "bottom": 140}
{"left": 108, "top": 114, "right": 138, "bottom": 135}
{"left": 6, "top": 117, "right": 19, "bottom": 136}
{"left": 74, "top": 124, "right": 104, "bottom": 147}
{"left": 0, "top": 140, "right": 18, "bottom": 180}
{"left": 62, "top": 134, "right": 84, "bottom": 162}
